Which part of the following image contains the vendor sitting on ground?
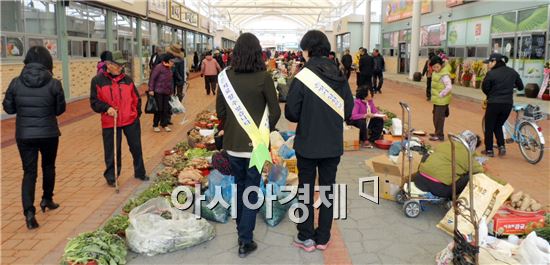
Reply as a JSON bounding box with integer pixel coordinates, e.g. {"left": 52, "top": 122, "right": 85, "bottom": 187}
{"left": 413, "top": 130, "right": 484, "bottom": 199}
{"left": 348, "top": 88, "right": 386, "bottom": 148}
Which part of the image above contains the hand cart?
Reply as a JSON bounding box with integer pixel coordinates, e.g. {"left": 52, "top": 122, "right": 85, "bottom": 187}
{"left": 448, "top": 133, "right": 479, "bottom": 265}
{"left": 396, "top": 102, "right": 448, "bottom": 218}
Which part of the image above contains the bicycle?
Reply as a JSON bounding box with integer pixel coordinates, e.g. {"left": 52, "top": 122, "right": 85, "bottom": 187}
{"left": 482, "top": 104, "right": 545, "bottom": 164}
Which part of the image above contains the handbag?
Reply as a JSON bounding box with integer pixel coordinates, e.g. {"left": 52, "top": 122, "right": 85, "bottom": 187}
{"left": 169, "top": 95, "right": 185, "bottom": 114}
{"left": 145, "top": 95, "right": 158, "bottom": 114}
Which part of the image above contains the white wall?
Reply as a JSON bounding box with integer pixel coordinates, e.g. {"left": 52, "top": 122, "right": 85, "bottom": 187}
{"left": 214, "top": 26, "right": 239, "bottom": 49}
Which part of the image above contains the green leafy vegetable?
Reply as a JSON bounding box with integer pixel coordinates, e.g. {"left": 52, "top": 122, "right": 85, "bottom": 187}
{"left": 62, "top": 230, "right": 127, "bottom": 265}
{"left": 122, "top": 181, "right": 175, "bottom": 213}
{"left": 102, "top": 215, "right": 129, "bottom": 235}
{"left": 185, "top": 148, "right": 213, "bottom": 160}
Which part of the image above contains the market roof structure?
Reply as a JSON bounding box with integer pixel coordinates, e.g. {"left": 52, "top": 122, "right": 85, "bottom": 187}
{"left": 204, "top": 0, "right": 367, "bottom": 32}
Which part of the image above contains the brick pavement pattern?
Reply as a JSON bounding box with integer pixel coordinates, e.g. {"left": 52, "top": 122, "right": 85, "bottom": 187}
{"left": 1, "top": 74, "right": 216, "bottom": 265}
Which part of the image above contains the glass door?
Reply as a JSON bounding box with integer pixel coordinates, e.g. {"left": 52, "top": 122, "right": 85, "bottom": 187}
{"left": 398, "top": 42, "right": 409, "bottom": 74}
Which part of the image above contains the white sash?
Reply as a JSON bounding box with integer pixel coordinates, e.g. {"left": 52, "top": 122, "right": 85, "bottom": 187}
{"left": 218, "top": 69, "right": 271, "bottom": 172}
{"left": 296, "top": 67, "right": 345, "bottom": 119}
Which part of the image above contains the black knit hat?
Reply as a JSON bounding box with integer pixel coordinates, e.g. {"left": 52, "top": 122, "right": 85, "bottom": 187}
{"left": 24, "top": 46, "right": 53, "bottom": 71}
{"left": 100, "top": 51, "right": 113, "bottom": 62}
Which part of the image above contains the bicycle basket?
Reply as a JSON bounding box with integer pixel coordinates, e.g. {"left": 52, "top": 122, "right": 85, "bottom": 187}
{"left": 523, "top": 104, "right": 545, "bottom": 121}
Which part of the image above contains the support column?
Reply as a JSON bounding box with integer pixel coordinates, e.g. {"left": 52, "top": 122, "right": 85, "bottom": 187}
{"left": 55, "top": 1, "right": 70, "bottom": 99}
{"left": 363, "top": 0, "right": 371, "bottom": 51}
{"left": 136, "top": 19, "right": 143, "bottom": 83}
{"left": 106, "top": 10, "right": 114, "bottom": 50}
{"left": 408, "top": 0, "right": 421, "bottom": 80}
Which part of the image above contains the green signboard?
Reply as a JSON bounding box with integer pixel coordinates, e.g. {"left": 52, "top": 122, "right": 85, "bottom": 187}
{"left": 492, "top": 12, "right": 516, "bottom": 33}
{"left": 518, "top": 6, "right": 548, "bottom": 32}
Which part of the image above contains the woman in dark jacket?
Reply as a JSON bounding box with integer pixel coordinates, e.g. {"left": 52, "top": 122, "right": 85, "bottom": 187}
{"left": 216, "top": 33, "right": 281, "bottom": 258}
{"left": 482, "top": 53, "right": 524, "bottom": 157}
{"left": 285, "top": 30, "right": 354, "bottom": 252}
{"left": 148, "top": 53, "right": 175, "bottom": 132}
{"left": 2, "top": 46, "right": 66, "bottom": 229}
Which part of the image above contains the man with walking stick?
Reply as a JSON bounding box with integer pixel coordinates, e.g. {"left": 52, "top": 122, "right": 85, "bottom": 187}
{"left": 90, "top": 51, "right": 149, "bottom": 187}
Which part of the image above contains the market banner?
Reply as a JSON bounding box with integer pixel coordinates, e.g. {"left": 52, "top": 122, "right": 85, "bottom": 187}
{"left": 218, "top": 69, "right": 271, "bottom": 173}
{"left": 295, "top": 68, "right": 344, "bottom": 119}
{"left": 384, "top": 0, "right": 432, "bottom": 23}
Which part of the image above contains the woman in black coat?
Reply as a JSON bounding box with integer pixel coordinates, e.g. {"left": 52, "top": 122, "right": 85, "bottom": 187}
{"left": 2, "top": 46, "right": 66, "bottom": 229}
{"left": 481, "top": 53, "right": 524, "bottom": 157}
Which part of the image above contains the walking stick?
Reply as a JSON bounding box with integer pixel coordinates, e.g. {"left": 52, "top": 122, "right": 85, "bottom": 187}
{"left": 114, "top": 111, "right": 119, "bottom": 193}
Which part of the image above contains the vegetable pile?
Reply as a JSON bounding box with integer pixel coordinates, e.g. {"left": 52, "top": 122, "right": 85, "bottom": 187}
{"left": 102, "top": 215, "right": 129, "bottom": 236}
{"left": 123, "top": 180, "right": 176, "bottom": 213}
{"left": 62, "top": 230, "right": 127, "bottom": 265}
{"left": 509, "top": 191, "right": 542, "bottom": 212}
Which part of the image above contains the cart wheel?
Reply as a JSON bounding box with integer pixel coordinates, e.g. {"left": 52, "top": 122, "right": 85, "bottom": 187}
{"left": 403, "top": 200, "right": 421, "bottom": 218}
{"left": 395, "top": 190, "right": 406, "bottom": 204}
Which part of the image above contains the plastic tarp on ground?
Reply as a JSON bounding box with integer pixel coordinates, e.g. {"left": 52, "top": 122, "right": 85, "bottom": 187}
{"left": 126, "top": 198, "right": 215, "bottom": 256}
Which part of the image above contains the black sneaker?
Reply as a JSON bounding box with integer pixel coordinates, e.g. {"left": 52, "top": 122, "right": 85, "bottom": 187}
{"left": 135, "top": 175, "right": 150, "bottom": 181}
{"left": 498, "top": 146, "right": 506, "bottom": 156}
{"left": 238, "top": 241, "right": 257, "bottom": 258}
{"left": 482, "top": 150, "right": 495, "bottom": 157}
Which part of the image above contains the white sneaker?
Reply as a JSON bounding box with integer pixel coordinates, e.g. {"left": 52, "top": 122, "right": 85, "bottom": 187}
{"left": 163, "top": 126, "right": 172, "bottom": 132}
{"left": 153, "top": 127, "right": 161, "bottom": 132}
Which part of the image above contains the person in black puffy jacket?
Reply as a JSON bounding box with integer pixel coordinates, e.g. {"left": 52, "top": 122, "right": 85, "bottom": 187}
{"left": 2, "top": 46, "right": 66, "bottom": 230}
{"left": 482, "top": 53, "right": 524, "bottom": 157}
{"left": 285, "top": 30, "right": 354, "bottom": 252}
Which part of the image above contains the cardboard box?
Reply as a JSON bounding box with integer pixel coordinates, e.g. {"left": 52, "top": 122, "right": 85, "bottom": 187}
{"left": 489, "top": 209, "right": 546, "bottom": 236}
{"left": 284, "top": 158, "right": 298, "bottom": 174}
{"left": 365, "top": 153, "right": 422, "bottom": 201}
{"left": 343, "top": 126, "right": 360, "bottom": 151}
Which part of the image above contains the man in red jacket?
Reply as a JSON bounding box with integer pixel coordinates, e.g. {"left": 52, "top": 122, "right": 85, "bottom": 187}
{"left": 90, "top": 51, "right": 149, "bottom": 187}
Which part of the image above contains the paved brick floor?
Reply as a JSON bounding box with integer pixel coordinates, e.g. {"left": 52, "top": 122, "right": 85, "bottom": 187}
{"left": 1, "top": 72, "right": 548, "bottom": 265}
{"left": 1, "top": 74, "right": 217, "bottom": 265}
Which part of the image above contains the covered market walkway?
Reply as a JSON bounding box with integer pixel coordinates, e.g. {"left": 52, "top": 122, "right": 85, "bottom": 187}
{"left": 2, "top": 0, "right": 550, "bottom": 264}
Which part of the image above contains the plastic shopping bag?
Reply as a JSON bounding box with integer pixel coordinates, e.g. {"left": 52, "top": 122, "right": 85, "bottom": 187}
{"left": 198, "top": 200, "right": 230, "bottom": 223}
{"left": 169, "top": 95, "right": 185, "bottom": 114}
{"left": 259, "top": 190, "right": 298, "bottom": 227}
{"left": 126, "top": 198, "right": 215, "bottom": 256}
{"left": 145, "top": 95, "right": 158, "bottom": 114}
{"left": 204, "top": 170, "right": 234, "bottom": 203}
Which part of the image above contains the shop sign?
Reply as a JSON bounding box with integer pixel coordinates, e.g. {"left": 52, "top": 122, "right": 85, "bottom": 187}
{"left": 384, "top": 0, "right": 432, "bottom": 23}
{"left": 512, "top": 59, "right": 545, "bottom": 87}
{"left": 148, "top": 0, "right": 167, "bottom": 16}
{"left": 182, "top": 6, "right": 199, "bottom": 27}
{"left": 169, "top": 1, "right": 181, "bottom": 21}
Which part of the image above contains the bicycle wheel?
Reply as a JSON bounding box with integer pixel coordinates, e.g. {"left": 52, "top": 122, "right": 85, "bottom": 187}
{"left": 517, "top": 122, "right": 544, "bottom": 164}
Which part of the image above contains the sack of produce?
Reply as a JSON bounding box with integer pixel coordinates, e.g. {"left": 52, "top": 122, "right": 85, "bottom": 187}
{"left": 169, "top": 95, "right": 185, "bottom": 114}
{"left": 126, "top": 198, "right": 215, "bottom": 256}
{"left": 204, "top": 170, "right": 234, "bottom": 203}
{"left": 259, "top": 167, "right": 296, "bottom": 227}
{"left": 198, "top": 199, "right": 230, "bottom": 223}
{"left": 437, "top": 173, "right": 513, "bottom": 237}
{"left": 259, "top": 190, "right": 298, "bottom": 227}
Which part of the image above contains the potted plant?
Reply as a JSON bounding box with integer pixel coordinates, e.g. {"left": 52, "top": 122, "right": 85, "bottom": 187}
{"left": 62, "top": 230, "right": 127, "bottom": 265}
{"left": 472, "top": 60, "right": 486, "bottom": 89}
{"left": 461, "top": 61, "right": 473, "bottom": 87}
{"left": 448, "top": 59, "right": 458, "bottom": 84}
